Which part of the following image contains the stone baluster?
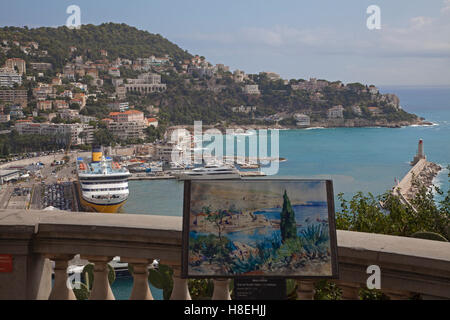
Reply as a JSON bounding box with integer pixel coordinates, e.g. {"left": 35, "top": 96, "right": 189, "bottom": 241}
{"left": 169, "top": 265, "right": 191, "bottom": 300}
{"left": 338, "top": 281, "right": 361, "bottom": 300}
{"left": 296, "top": 280, "right": 315, "bottom": 300}
{"left": 47, "top": 254, "right": 76, "bottom": 300}
{"left": 212, "top": 279, "right": 231, "bottom": 300}
{"left": 81, "top": 255, "right": 115, "bottom": 300}
{"left": 123, "top": 258, "right": 153, "bottom": 300}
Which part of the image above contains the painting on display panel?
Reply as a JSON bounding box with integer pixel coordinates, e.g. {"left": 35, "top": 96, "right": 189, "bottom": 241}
{"left": 181, "top": 179, "right": 339, "bottom": 279}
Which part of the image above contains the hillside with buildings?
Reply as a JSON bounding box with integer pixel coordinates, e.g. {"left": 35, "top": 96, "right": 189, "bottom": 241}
{"left": 0, "top": 23, "right": 425, "bottom": 154}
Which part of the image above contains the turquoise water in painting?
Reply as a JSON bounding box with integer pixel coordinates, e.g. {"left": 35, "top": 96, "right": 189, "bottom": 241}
{"left": 190, "top": 204, "right": 329, "bottom": 246}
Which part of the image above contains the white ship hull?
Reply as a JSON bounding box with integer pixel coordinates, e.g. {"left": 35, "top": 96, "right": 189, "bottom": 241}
{"left": 77, "top": 153, "right": 131, "bottom": 214}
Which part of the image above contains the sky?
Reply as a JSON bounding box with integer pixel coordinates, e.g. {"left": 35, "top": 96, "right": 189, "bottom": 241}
{"left": 0, "top": 0, "right": 449, "bottom": 86}
{"left": 190, "top": 180, "right": 328, "bottom": 212}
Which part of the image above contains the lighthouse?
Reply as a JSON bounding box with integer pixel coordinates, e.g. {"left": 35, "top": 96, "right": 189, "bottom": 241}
{"left": 418, "top": 139, "right": 424, "bottom": 158}
{"left": 411, "top": 139, "right": 426, "bottom": 166}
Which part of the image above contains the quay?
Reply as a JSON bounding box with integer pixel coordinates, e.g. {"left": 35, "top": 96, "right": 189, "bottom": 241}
{"left": 129, "top": 174, "right": 176, "bottom": 181}
{"left": 239, "top": 171, "right": 267, "bottom": 177}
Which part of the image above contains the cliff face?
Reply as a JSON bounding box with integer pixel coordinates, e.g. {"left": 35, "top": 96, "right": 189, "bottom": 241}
{"left": 380, "top": 94, "right": 401, "bottom": 109}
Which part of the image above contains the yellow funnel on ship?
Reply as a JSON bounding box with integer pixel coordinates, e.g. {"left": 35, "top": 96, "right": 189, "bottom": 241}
{"left": 92, "top": 147, "right": 103, "bottom": 163}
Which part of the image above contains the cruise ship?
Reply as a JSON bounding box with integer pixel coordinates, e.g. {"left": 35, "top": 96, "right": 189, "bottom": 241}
{"left": 77, "top": 147, "right": 131, "bottom": 213}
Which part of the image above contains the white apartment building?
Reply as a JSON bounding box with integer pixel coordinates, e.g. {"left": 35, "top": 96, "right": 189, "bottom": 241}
{"left": 108, "top": 68, "right": 121, "bottom": 77}
{"left": 58, "top": 109, "right": 80, "bottom": 121}
{"left": 232, "top": 106, "right": 257, "bottom": 113}
{"left": 14, "top": 122, "right": 94, "bottom": 145}
{"left": 107, "top": 121, "right": 146, "bottom": 141}
{"left": 107, "top": 102, "right": 130, "bottom": 112}
{"left": 79, "top": 115, "right": 97, "bottom": 124}
{"left": 124, "top": 73, "right": 167, "bottom": 95}
{"left": 0, "top": 68, "right": 22, "bottom": 87}
{"left": 243, "top": 85, "right": 260, "bottom": 95}
{"left": 30, "top": 62, "right": 52, "bottom": 71}
{"left": 129, "top": 73, "right": 161, "bottom": 85}
{"left": 5, "top": 58, "right": 26, "bottom": 75}
{"left": 155, "top": 143, "right": 186, "bottom": 162}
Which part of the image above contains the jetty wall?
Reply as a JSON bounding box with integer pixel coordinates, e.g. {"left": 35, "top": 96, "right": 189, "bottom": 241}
{"left": 393, "top": 159, "right": 441, "bottom": 211}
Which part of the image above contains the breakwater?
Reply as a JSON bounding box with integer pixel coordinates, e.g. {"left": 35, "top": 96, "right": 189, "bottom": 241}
{"left": 393, "top": 159, "right": 442, "bottom": 210}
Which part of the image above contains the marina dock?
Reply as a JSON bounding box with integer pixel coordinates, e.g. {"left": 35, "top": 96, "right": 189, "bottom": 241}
{"left": 129, "top": 174, "right": 176, "bottom": 181}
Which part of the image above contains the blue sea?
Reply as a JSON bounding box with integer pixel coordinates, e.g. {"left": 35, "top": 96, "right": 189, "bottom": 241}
{"left": 123, "top": 86, "right": 450, "bottom": 216}
{"left": 115, "top": 86, "right": 450, "bottom": 300}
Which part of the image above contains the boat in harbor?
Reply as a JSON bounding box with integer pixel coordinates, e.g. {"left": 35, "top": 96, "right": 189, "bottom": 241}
{"left": 175, "top": 164, "right": 241, "bottom": 180}
{"left": 76, "top": 147, "right": 131, "bottom": 213}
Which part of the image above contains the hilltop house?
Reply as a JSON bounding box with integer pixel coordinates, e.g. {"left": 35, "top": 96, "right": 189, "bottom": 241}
{"left": 327, "top": 105, "right": 344, "bottom": 119}
{"left": 37, "top": 100, "right": 53, "bottom": 111}
{"left": 147, "top": 118, "right": 159, "bottom": 128}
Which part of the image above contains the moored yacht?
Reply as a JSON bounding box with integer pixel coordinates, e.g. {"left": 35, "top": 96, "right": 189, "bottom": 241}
{"left": 175, "top": 164, "right": 241, "bottom": 180}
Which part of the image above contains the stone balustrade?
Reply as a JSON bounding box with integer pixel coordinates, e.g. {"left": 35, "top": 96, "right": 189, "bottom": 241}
{"left": 0, "top": 209, "right": 449, "bottom": 300}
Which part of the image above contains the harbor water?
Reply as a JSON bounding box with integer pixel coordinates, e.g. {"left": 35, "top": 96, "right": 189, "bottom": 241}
{"left": 123, "top": 86, "right": 450, "bottom": 217}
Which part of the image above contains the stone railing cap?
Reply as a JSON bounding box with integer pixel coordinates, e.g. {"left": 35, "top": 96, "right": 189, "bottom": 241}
{"left": 0, "top": 209, "right": 182, "bottom": 232}
{"left": 337, "top": 230, "right": 450, "bottom": 262}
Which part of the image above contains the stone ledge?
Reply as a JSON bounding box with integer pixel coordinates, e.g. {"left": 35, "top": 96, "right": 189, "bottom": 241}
{"left": 337, "top": 230, "right": 450, "bottom": 263}
{"left": 1, "top": 209, "right": 450, "bottom": 298}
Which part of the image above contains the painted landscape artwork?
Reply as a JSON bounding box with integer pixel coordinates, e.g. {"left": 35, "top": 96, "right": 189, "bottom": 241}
{"left": 183, "top": 180, "right": 338, "bottom": 278}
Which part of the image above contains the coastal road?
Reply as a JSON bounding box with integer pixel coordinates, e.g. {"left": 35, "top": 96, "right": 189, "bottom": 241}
{"left": 30, "top": 184, "right": 42, "bottom": 210}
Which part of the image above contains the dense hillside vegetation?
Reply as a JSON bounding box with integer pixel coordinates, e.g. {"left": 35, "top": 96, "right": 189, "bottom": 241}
{"left": 0, "top": 23, "right": 192, "bottom": 70}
